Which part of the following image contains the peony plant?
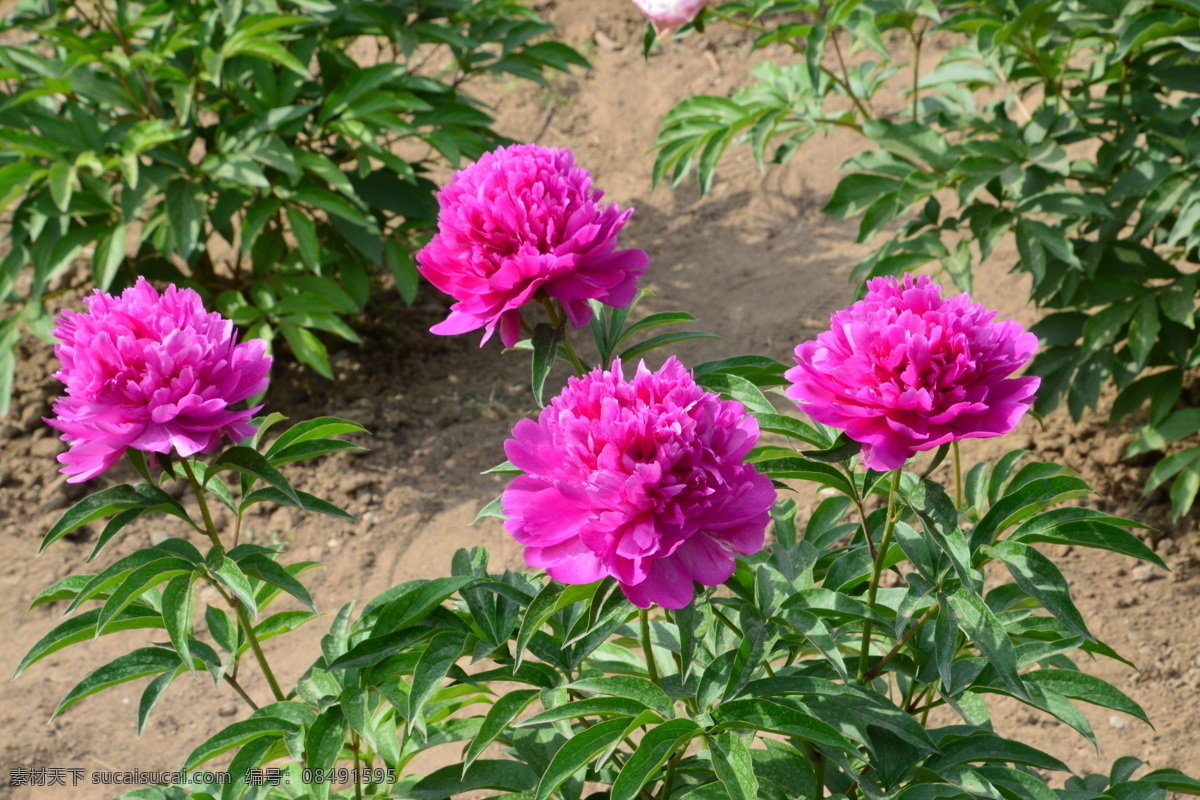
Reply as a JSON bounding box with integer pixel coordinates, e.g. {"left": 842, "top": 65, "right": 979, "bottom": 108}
{"left": 16, "top": 145, "right": 1200, "bottom": 800}
{"left": 646, "top": 0, "right": 1200, "bottom": 517}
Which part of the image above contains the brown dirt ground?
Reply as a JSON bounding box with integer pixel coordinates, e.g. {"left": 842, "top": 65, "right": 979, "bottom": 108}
{"left": 2, "top": 2, "right": 1199, "bottom": 797}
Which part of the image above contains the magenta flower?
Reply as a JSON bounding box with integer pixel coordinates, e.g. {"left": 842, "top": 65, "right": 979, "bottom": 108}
{"left": 417, "top": 144, "right": 648, "bottom": 348}
{"left": 46, "top": 278, "right": 272, "bottom": 483}
{"left": 632, "top": 0, "right": 708, "bottom": 34}
{"left": 786, "top": 274, "right": 1040, "bottom": 472}
{"left": 501, "top": 357, "right": 773, "bottom": 609}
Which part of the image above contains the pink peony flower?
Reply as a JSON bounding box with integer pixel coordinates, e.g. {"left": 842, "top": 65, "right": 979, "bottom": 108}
{"left": 632, "top": 0, "right": 708, "bottom": 34}
{"left": 501, "top": 357, "right": 773, "bottom": 609}
{"left": 46, "top": 278, "right": 272, "bottom": 482}
{"left": 417, "top": 144, "right": 648, "bottom": 348}
{"left": 786, "top": 274, "right": 1040, "bottom": 472}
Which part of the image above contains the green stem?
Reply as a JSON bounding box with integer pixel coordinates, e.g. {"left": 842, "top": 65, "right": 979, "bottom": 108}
{"left": 952, "top": 441, "right": 963, "bottom": 508}
{"left": 830, "top": 31, "right": 872, "bottom": 119}
{"left": 540, "top": 298, "right": 588, "bottom": 376}
{"left": 181, "top": 459, "right": 222, "bottom": 550}
{"left": 561, "top": 335, "right": 588, "bottom": 377}
{"left": 911, "top": 22, "right": 925, "bottom": 122}
{"left": 352, "top": 732, "right": 363, "bottom": 800}
{"left": 223, "top": 674, "right": 259, "bottom": 711}
{"left": 659, "top": 751, "right": 682, "bottom": 800}
{"left": 184, "top": 458, "right": 286, "bottom": 703}
{"left": 857, "top": 469, "right": 902, "bottom": 683}
{"left": 640, "top": 608, "right": 660, "bottom": 685}
{"left": 232, "top": 598, "right": 286, "bottom": 702}
{"left": 864, "top": 602, "right": 938, "bottom": 682}
{"left": 801, "top": 743, "right": 825, "bottom": 799}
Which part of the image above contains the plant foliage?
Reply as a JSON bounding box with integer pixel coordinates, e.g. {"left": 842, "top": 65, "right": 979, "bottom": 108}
{"left": 651, "top": 0, "right": 1200, "bottom": 514}
{"left": 0, "top": 0, "right": 586, "bottom": 410}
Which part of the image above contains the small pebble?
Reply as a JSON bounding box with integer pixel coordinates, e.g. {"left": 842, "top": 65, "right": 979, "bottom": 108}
{"left": 1132, "top": 564, "right": 1160, "bottom": 583}
{"left": 1109, "top": 715, "right": 1128, "bottom": 730}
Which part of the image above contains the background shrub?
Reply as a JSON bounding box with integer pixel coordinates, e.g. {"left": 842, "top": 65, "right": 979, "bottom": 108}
{"left": 0, "top": 0, "right": 586, "bottom": 410}
{"left": 651, "top": 0, "right": 1200, "bottom": 515}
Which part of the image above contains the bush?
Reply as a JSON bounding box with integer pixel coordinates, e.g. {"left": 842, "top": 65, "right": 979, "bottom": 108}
{"left": 649, "top": 0, "right": 1200, "bottom": 514}
{"left": 17, "top": 145, "right": 1200, "bottom": 798}
{"left": 0, "top": 0, "right": 586, "bottom": 411}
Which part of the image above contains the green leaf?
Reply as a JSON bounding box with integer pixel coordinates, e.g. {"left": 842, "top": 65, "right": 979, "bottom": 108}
{"left": 945, "top": 588, "right": 1026, "bottom": 701}
{"left": 368, "top": 575, "right": 479, "bottom": 633}
{"left": 280, "top": 321, "right": 333, "bottom": 379}
{"left": 930, "top": 731, "right": 1068, "bottom": 771}
{"left": 611, "top": 719, "right": 703, "bottom": 800}
{"left": 567, "top": 676, "right": 675, "bottom": 719}
{"left": 408, "top": 630, "right": 467, "bottom": 733}
{"left": 1011, "top": 515, "right": 1166, "bottom": 569}
{"left": 48, "top": 162, "right": 75, "bottom": 212}
{"left": 285, "top": 205, "right": 320, "bottom": 272}
{"left": 463, "top": 689, "right": 539, "bottom": 774}
{"left": 710, "top": 732, "right": 758, "bottom": 800}
{"left": 137, "top": 669, "right": 179, "bottom": 737}
{"left": 696, "top": 372, "right": 775, "bottom": 415}
{"left": 41, "top": 484, "right": 191, "bottom": 553}
{"left": 991, "top": 541, "right": 1093, "bottom": 642}
{"left": 531, "top": 322, "right": 562, "bottom": 407}
{"left": 266, "top": 437, "right": 365, "bottom": 466}
{"left": 408, "top": 761, "right": 539, "bottom": 799}
{"left": 183, "top": 715, "right": 299, "bottom": 770}
{"left": 224, "top": 38, "right": 310, "bottom": 77}
{"left": 305, "top": 705, "right": 348, "bottom": 799}
{"left": 265, "top": 416, "right": 367, "bottom": 456}
{"left": 165, "top": 180, "right": 204, "bottom": 259}
{"left": 54, "top": 647, "right": 181, "bottom": 719}
{"left": 13, "top": 605, "right": 162, "bottom": 679}
{"left": 971, "top": 475, "right": 1093, "bottom": 549}
{"left": 386, "top": 238, "right": 421, "bottom": 305}
{"left": 92, "top": 223, "right": 126, "bottom": 291}
{"left": 1129, "top": 296, "right": 1161, "bottom": 368}
{"left": 1022, "top": 669, "right": 1150, "bottom": 725}
{"left": 519, "top": 697, "right": 649, "bottom": 726}
{"left": 241, "top": 486, "right": 357, "bottom": 522}
{"left": 535, "top": 717, "right": 630, "bottom": 800}
{"left": 711, "top": 699, "right": 858, "bottom": 753}
{"left": 619, "top": 331, "right": 719, "bottom": 361}
{"left": 515, "top": 581, "right": 565, "bottom": 668}
{"left": 209, "top": 447, "right": 300, "bottom": 504}
{"left": 97, "top": 557, "right": 195, "bottom": 635}
{"left": 238, "top": 554, "right": 316, "bottom": 612}
{"left": 89, "top": 508, "right": 150, "bottom": 562}
{"left": 205, "top": 548, "right": 258, "bottom": 617}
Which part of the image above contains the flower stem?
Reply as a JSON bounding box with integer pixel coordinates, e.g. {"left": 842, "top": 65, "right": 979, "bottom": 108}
{"left": 857, "top": 469, "right": 902, "bottom": 683}
{"left": 952, "top": 441, "right": 963, "bottom": 508}
{"left": 184, "top": 458, "right": 286, "bottom": 703}
{"left": 640, "top": 608, "right": 660, "bottom": 685}
{"left": 540, "top": 297, "right": 589, "bottom": 376}
{"left": 561, "top": 335, "right": 589, "bottom": 377}
{"left": 232, "top": 600, "right": 286, "bottom": 702}
{"left": 181, "top": 458, "right": 222, "bottom": 550}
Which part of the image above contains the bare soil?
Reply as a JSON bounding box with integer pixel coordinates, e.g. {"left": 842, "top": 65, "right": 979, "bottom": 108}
{"left": 2, "top": 2, "right": 1198, "bottom": 797}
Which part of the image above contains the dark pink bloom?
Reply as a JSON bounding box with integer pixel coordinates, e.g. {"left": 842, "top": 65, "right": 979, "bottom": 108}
{"left": 501, "top": 358, "right": 773, "bottom": 609}
{"left": 786, "top": 274, "right": 1039, "bottom": 471}
{"left": 632, "top": 0, "right": 708, "bottom": 34}
{"left": 46, "top": 278, "right": 271, "bottom": 482}
{"left": 417, "top": 144, "right": 648, "bottom": 348}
